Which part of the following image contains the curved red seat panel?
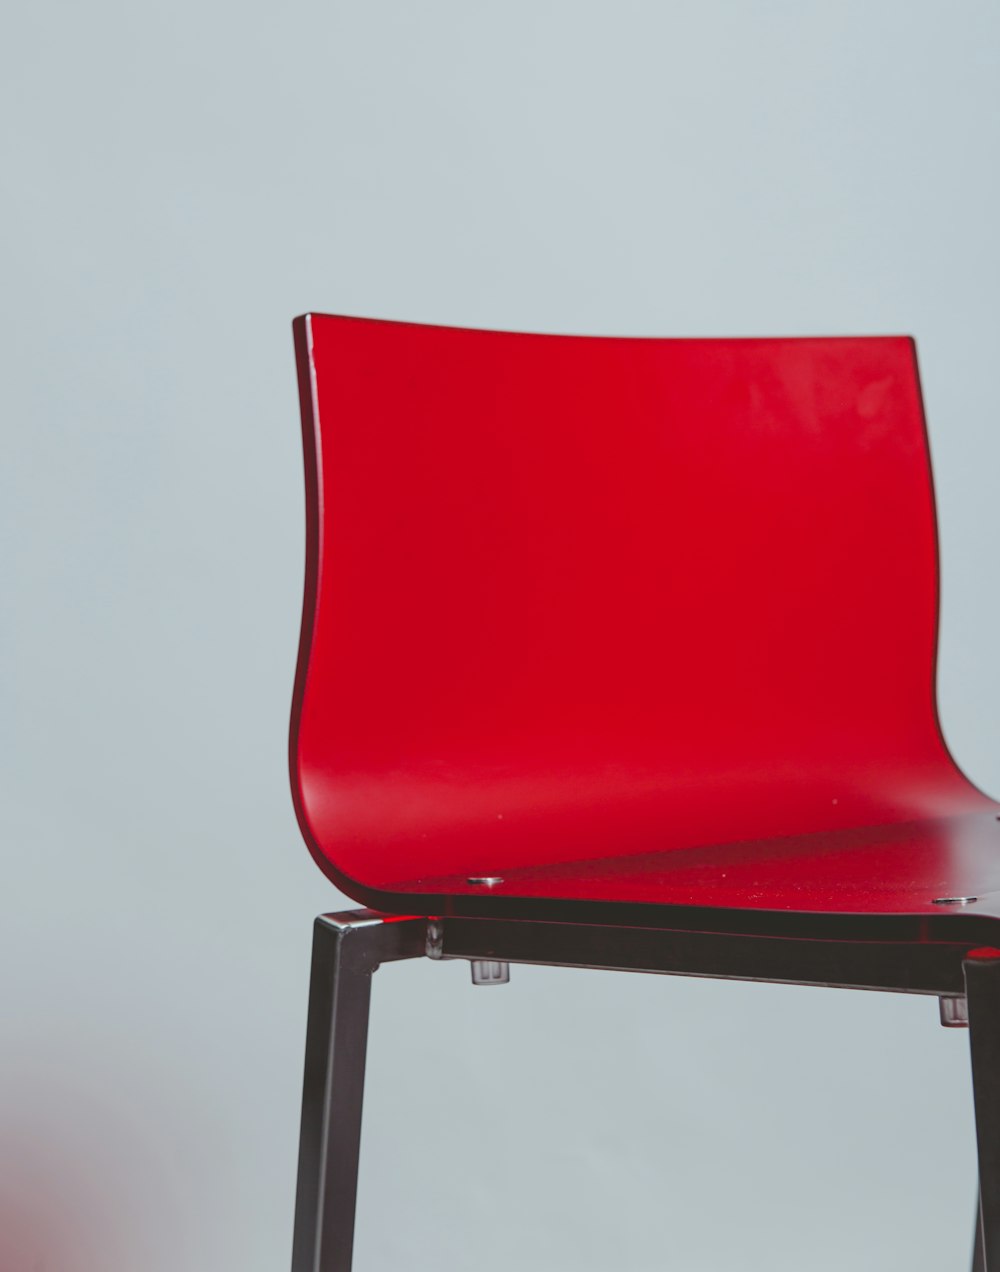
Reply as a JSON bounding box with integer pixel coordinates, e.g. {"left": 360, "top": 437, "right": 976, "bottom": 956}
{"left": 291, "top": 314, "right": 999, "bottom": 918}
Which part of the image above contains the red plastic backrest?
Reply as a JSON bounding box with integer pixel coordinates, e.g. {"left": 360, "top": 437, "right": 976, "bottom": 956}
{"left": 291, "top": 314, "right": 985, "bottom": 896}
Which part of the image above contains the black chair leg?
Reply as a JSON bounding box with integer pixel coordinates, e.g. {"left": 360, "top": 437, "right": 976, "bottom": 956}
{"left": 974, "top": 1191, "right": 987, "bottom": 1272}
{"left": 291, "top": 912, "right": 426, "bottom": 1272}
{"left": 965, "top": 954, "right": 1000, "bottom": 1272}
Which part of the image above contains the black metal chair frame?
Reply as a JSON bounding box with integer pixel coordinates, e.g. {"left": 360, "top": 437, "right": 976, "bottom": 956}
{"left": 290, "top": 905, "right": 1000, "bottom": 1271}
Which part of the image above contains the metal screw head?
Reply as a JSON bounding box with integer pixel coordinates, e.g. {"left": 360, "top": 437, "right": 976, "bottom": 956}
{"left": 467, "top": 876, "right": 504, "bottom": 887}
{"left": 932, "top": 896, "right": 978, "bottom": 906}
{"left": 425, "top": 919, "right": 445, "bottom": 959}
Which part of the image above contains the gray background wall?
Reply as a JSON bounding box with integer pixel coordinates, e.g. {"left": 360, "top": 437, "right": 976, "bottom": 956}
{"left": 3, "top": 2, "right": 999, "bottom": 1269}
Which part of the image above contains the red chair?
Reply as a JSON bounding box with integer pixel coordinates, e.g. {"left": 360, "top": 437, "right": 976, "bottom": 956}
{"left": 288, "top": 314, "right": 1000, "bottom": 1271}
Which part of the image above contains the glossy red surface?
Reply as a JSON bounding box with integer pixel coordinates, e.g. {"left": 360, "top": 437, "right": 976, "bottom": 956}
{"left": 291, "top": 315, "right": 1000, "bottom": 919}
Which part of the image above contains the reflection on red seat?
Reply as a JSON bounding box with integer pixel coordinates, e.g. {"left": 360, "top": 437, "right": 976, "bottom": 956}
{"left": 291, "top": 314, "right": 999, "bottom": 918}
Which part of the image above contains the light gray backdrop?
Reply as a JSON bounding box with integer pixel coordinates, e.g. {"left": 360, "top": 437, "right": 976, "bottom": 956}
{"left": 3, "top": 2, "right": 999, "bottom": 1270}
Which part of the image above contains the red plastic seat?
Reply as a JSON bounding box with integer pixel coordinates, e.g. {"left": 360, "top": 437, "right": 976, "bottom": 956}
{"left": 291, "top": 313, "right": 1000, "bottom": 920}
{"left": 289, "top": 314, "right": 1000, "bottom": 1272}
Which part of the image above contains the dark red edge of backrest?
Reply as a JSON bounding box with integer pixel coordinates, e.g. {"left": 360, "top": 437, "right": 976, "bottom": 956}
{"left": 289, "top": 317, "right": 345, "bottom": 897}
{"left": 287, "top": 313, "right": 992, "bottom": 919}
